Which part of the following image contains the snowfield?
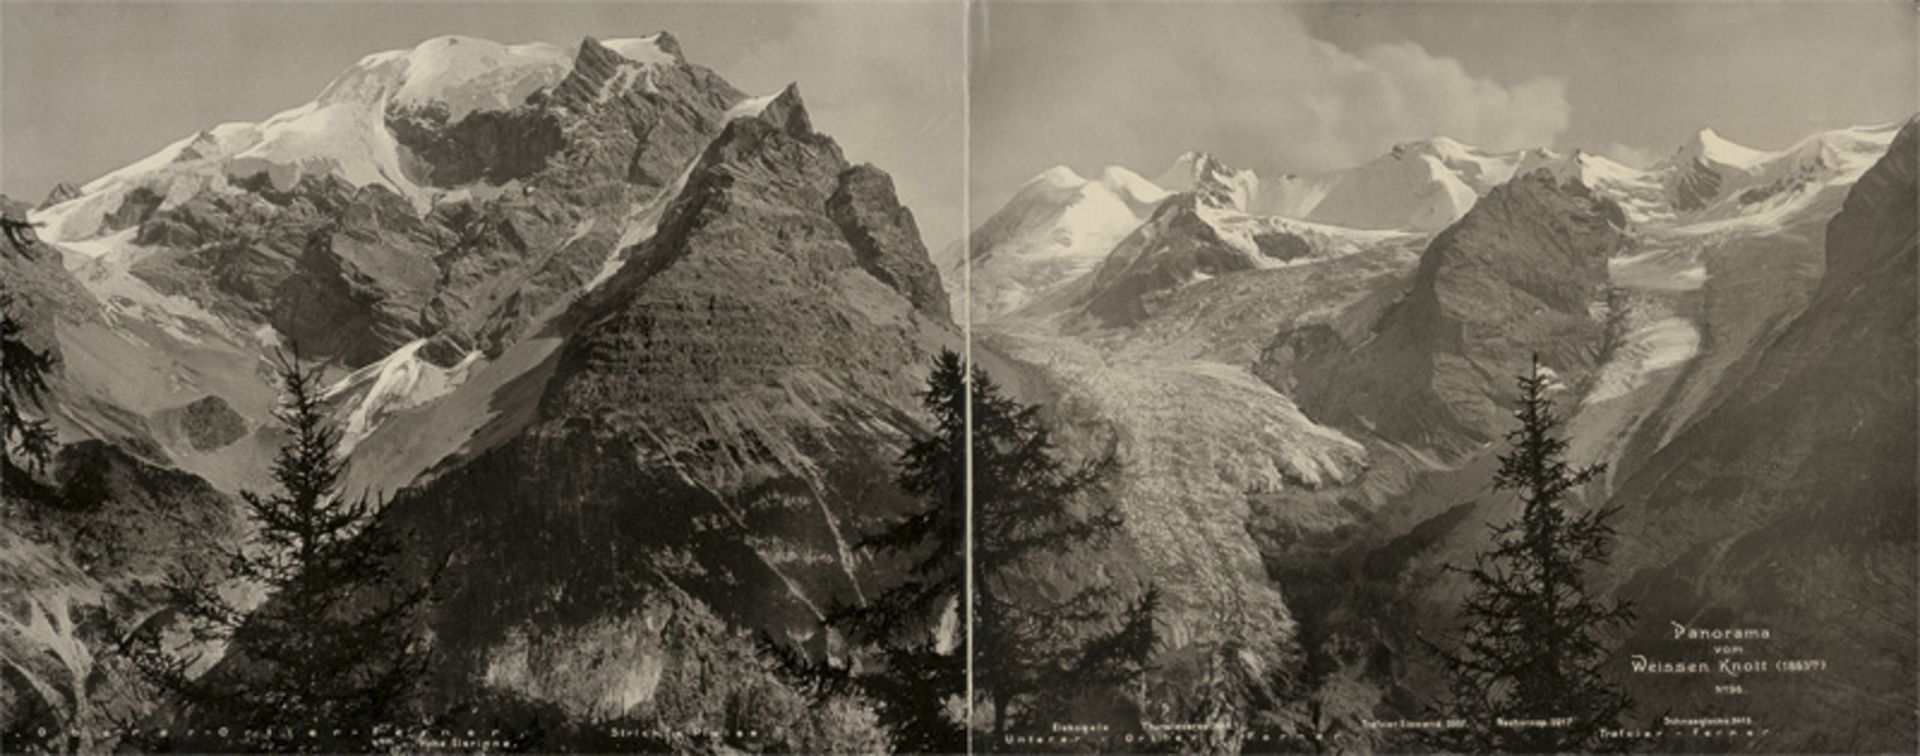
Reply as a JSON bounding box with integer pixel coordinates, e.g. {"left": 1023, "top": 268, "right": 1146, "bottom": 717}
{"left": 30, "top": 34, "right": 684, "bottom": 243}
{"left": 956, "top": 163, "right": 1172, "bottom": 319}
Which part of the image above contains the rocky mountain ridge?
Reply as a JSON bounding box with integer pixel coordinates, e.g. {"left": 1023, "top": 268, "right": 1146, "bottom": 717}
{"left": 962, "top": 122, "right": 1901, "bottom": 324}
{"left": 369, "top": 81, "right": 961, "bottom": 722}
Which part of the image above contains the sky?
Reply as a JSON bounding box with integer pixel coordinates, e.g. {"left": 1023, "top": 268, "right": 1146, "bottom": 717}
{"left": 3, "top": 1, "right": 1915, "bottom": 255}
{"left": 970, "top": 0, "right": 1918, "bottom": 223}
{"left": 0, "top": 1, "right": 966, "bottom": 249}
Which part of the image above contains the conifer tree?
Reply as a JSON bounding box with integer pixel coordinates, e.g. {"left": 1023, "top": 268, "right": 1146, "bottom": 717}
{"left": 128, "top": 347, "right": 433, "bottom": 751}
{"left": 832, "top": 349, "right": 1154, "bottom": 751}
{"left": 827, "top": 350, "right": 967, "bottom": 752}
{"left": 1, "top": 231, "right": 57, "bottom": 482}
{"left": 1077, "top": 586, "right": 1163, "bottom": 694}
{"left": 1426, "top": 355, "right": 1635, "bottom": 753}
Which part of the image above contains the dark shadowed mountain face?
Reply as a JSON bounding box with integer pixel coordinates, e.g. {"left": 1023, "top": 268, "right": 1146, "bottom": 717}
{"left": 373, "top": 83, "right": 959, "bottom": 722}
{"left": 1605, "top": 117, "right": 1918, "bottom": 754}
{"left": 1260, "top": 171, "right": 1630, "bottom": 460}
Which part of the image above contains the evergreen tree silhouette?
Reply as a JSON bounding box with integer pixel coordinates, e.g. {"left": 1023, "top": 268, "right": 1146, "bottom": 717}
{"left": 1, "top": 226, "right": 58, "bottom": 506}
{"left": 1425, "top": 355, "right": 1635, "bottom": 753}
{"left": 831, "top": 349, "right": 1152, "bottom": 751}
{"left": 126, "top": 347, "right": 434, "bottom": 752}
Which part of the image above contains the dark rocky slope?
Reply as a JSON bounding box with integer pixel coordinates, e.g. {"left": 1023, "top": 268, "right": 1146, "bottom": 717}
{"left": 371, "top": 86, "right": 960, "bottom": 727}
{"left": 1259, "top": 171, "right": 1630, "bottom": 459}
{"left": 1079, "top": 157, "right": 1318, "bottom": 327}
{"left": 1603, "top": 117, "right": 1917, "bottom": 753}
{"left": 1, "top": 441, "right": 240, "bottom": 752}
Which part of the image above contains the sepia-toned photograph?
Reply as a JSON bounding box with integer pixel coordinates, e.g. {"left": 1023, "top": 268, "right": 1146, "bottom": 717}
{"left": 1, "top": 1, "right": 1913, "bottom": 753}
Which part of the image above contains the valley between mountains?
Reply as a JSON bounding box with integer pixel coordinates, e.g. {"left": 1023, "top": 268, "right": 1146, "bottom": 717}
{"left": 957, "top": 115, "right": 1913, "bottom": 751}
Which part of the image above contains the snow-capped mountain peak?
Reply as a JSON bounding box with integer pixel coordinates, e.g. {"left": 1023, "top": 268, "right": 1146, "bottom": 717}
{"left": 1658, "top": 121, "right": 1902, "bottom": 221}
{"left": 950, "top": 162, "right": 1178, "bottom": 318}
{"left": 1260, "top": 142, "right": 1482, "bottom": 232}
{"left": 1392, "top": 136, "right": 1527, "bottom": 194}
{"left": 33, "top": 34, "right": 687, "bottom": 244}
{"left": 602, "top": 32, "right": 684, "bottom": 66}
{"left": 344, "top": 35, "right": 573, "bottom": 120}
{"left": 1154, "top": 150, "right": 1258, "bottom": 210}
{"left": 1672, "top": 126, "right": 1772, "bottom": 170}
{"left": 1028, "top": 164, "right": 1087, "bottom": 189}
{"left": 1095, "top": 165, "right": 1173, "bottom": 206}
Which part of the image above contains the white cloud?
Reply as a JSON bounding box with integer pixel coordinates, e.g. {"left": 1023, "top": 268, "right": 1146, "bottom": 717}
{"left": 1175, "top": 12, "right": 1573, "bottom": 172}
{"left": 973, "top": 4, "right": 1575, "bottom": 191}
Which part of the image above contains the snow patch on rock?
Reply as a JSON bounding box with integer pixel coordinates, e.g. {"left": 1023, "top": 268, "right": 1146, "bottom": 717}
{"left": 726, "top": 91, "right": 782, "bottom": 121}
{"left": 325, "top": 339, "right": 481, "bottom": 453}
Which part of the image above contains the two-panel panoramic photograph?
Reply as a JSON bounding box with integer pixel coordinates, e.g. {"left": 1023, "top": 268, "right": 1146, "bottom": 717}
{"left": 0, "top": 1, "right": 1914, "bottom": 753}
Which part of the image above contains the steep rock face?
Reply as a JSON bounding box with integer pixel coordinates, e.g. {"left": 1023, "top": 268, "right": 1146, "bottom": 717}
{"left": 542, "top": 36, "right": 740, "bottom": 189}
{"left": 1669, "top": 158, "right": 1725, "bottom": 212}
{"left": 376, "top": 86, "right": 958, "bottom": 722}
{"left": 1154, "top": 151, "right": 1259, "bottom": 210}
{"left": 1081, "top": 197, "right": 1277, "bottom": 325}
{"left": 1259, "top": 171, "right": 1629, "bottom": 458}
{"left": 271, "top": 186, "right": 444, "bottom": 365}
{"left": 385, "top": 104, "right": 565, "bottom": 187}
{"left": 827, "top": 164, "right": 951, "bottom": 321}
{"left": 124, "top": 174, "right": 358, "bottom": 323}
{"left": 1079, "top": 156, "right": 1328, "bottom": 327}
{"left": 173, "top": 396, "right": 249, "bottom": 451}
{"left": 1, "top": 200, "right": 99, "bottom": 355}
{"left": 36, "top": 183, "right": 80, "bottom": 211}
{"left": 1663, "top": 128, "right": 1764, "bottom": 213}
{"left": 1, "top": 441, "right": 240, "bottom": 752}
{"left": 1604, "top": 118, "right": 1917, "bottom": 753}
{"left": 100, "top": 36, "right": 744, "bottom": 369}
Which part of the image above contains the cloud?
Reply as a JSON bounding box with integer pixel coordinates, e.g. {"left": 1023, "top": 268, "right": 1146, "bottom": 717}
{"left": 1314, "top": 40, "right": 1571, "bottom": 167}
{"left": 972, "top": 4, "right": 1574, "bottom": 200}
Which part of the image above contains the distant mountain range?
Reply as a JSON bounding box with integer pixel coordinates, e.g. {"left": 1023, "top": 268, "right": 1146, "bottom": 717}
{"left": 953, "top": 121, "right": 1900, "bottom": 322}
